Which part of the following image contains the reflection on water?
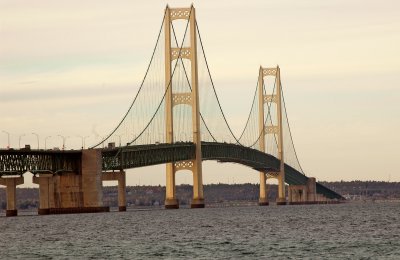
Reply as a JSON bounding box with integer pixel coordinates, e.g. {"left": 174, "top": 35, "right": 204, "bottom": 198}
{"left": 1, "top": 202, "right": 399, "bottom": 259}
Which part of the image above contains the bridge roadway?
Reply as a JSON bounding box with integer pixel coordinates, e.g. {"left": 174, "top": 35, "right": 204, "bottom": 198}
{"left": 0, "top": 142, "right": 343, "bottom": 200}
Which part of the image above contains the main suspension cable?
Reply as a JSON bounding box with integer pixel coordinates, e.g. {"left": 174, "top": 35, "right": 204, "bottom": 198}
{"left": 280, "top": 80, "right": 306, "bottom": 175}
{"left": 91, "top": 10, "right": 167, "bottom": 148}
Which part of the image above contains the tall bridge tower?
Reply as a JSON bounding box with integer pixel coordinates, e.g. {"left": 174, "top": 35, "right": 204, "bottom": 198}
{"left": 164, "top": 5, "right": 204, "bottom": 209}
{"left": 258, "top": 66, "right": 286, "bottom": 205}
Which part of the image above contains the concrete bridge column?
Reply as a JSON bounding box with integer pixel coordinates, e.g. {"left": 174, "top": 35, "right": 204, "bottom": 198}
{"left": 288, "top": 187, "right": 293, "bottom": 203}
{"left": 82, "top": 149, "right": 104, "bottom": 208}
{"left": 118, "top": 171, "right": 126, "bottom": 211}
{"left": 316, "top": 194, "right": 328, "bottom": 204}
{"left": 288, "top": 186, "right": 297, "bottom": 204}
{"left": 300, "top": 186, "right": 307, "bottom": 203}
{"left": 102, "top": 171, "right": 126, "bottom": 211}
{"left": 33, "top": 173, "right": 55, "bottom": 215}
{"left": 0, "top": 176, "right": 24, "bottom": 217}
{"left": 258, "top": 172, "right": 269, "bottom": 206}
{"left": 306, "top": 177, "right": 316, "bottom": 203}
{"left": 288, "top": 185, "right": 307, "bottom": 205}
{"left": 53, "top": 173, "right": 83, "bottom": 209}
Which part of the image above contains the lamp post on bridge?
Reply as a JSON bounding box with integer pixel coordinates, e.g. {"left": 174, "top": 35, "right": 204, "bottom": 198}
{"left": 19, "top": 134, "right": 26, "bottom": 149}
{"left": 115, "top": 134, "right": 122, "bottom": 147}
{"left": 31, "top": 132, "right": 39, "bottom": 149}
{"left": 2, "top": 130, "right": 10, "bottom": 149}
{"left": 58, "top": 135, "right": 69, "bottom": 150}
{"left": 77, "top": 135, "right": 90, "bottom": 149}
{"left": 45, "top": 136, "right": 52, "bottom": 150}
{"left": 100, "top": 136, "right": 107, "bottom": 148}
{"left": 180, "top": 132, "right": 187, "bottom": 142}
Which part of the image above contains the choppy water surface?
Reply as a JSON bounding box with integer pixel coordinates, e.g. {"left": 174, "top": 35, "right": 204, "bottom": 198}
{"left": 1, "top": 202, "right": 399, "bottom": 259}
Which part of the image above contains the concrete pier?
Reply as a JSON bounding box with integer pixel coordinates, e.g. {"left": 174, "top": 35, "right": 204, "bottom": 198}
{"left": 31, "top": 149, "right": 108, "bottom": 215}
{"left": 191, "top": 198, "right": 205, "bottom": 208}
{"left": 33, "top": 173, "right": 55, "bottom": 215}
{"left": 316, "top": 194, "right": 328, "bottom": 203}
{"left": 306, "top": 177, "right": 316, "bottom": 202}
{"left": 276, "top": 197, "right": 287, "bottom": 205}
{"left": 54, "top": 173, "right": 83, "bottom": 208}
{"left": 287, "top": 178, "right": 317, "bottom": 205}
{"left": 165, "top": 198, "right": 179, "bottom": 209}
{"left": 81, "top": 149, "right": 103, "bottom": 208}
{"left": 288, "top": 185, "right": 307, "bottom": 204}
{"left": 0, "top": 176, "right": 24, "bottom": 217}
{"left": 102, "top": 171, "right": 127, "bottom": 211}
{"left": 286, "top": 177, "right": 340, "bottom": 205}
{"left": 258, "top": 198, "right": 269, "bottom": 206}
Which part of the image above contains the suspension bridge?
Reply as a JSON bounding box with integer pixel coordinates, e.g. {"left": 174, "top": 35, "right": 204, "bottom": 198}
{"left": 0, "top": 5, "right": 343, "bottom": 216}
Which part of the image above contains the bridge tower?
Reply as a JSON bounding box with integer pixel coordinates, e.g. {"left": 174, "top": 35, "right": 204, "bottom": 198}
{"left": 258, "top": 66, "right": 286, "bottom": 205}
{"left": 164, "top": 5, "right": 204, "bottom": 209}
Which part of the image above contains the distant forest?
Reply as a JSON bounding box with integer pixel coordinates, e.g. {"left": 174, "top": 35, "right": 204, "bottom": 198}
{"left": 1, "top": 181, "right": 399, "bottom": 210}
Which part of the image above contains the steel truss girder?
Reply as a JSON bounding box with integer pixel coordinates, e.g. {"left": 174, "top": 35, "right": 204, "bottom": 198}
{"left": 0, "top": 150, "right": 81, "bottom": 176}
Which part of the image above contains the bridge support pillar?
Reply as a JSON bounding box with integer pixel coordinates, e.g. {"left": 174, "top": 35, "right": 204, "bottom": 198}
{"left": 306, "top": 177, "right": 316, "bottom": 203}
{"left": 42, "top": 149, "right": 108, "bottom": 214}
{"left": 288, "top": 185, "right": 307, "bottom": 205}
{"left": 0, "top": 176, "right": 24, "bottom": 217}
{"left": 33, "top": 173, "right": 55, "bottom": 215}
{"left": 118, "top": 171, "right": 126, "bottom": 211}
{"left": 82, "top": 149, "right": 104, "bottom": 208}
{"left": 54, "top": 173, "right": 83, "bottom": 209}
{"left": 258, "top": 172, "right": 269, "bottom": 206}
{"left": 276, "top": 174, "right": 287, "bottom": 205}
{"left": 191, "top": 161, "right": 204, "bottom": 208}
{"left": 165, "top": 164, "right": 179, "bottom": 209}
{"left": 316, "top": 194, "right": 328, "bottom": 204}
{"left": 165, "top": 198, "right": 179, "bottom": 209}
{"left": 102, "top": 171, "right": 126, "bottom": 211}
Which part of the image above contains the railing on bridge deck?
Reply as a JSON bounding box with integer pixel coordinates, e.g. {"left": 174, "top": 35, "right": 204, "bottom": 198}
{"left": 102, "top": 142, "right": 195, "bottom": 170}
{"left": 0, "top": 149, "right": 81, "bottom": 176}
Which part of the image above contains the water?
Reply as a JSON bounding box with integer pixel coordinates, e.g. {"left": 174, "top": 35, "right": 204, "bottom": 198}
{"left": 1, "top": 202, "right": 399, "bottom": 259}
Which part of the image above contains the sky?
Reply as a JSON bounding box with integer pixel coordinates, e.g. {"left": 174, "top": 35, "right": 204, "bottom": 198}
{"left": 1, "top": 0, "right": 400, "bottom": 188}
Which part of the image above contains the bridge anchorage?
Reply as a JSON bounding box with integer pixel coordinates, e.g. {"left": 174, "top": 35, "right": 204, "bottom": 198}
{"left": 0, "top": 5, "right": 344, "bottom": 216}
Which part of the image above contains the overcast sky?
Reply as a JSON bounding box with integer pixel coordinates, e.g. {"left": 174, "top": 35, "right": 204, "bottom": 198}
{"left": 1, "top": 0, "right": 399, "bottom": 187}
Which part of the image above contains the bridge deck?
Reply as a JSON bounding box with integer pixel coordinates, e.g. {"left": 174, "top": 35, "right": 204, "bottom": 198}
{"left": 102, "top": 142, "right": 343, "bottom": 199}
{"left": 0, "top": 143, "right": 343, "bottom": 199}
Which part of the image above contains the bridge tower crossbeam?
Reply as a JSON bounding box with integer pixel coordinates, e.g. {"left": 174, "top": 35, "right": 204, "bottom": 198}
{"left": 164, "top": 5, "right": 204, "bottom": 209}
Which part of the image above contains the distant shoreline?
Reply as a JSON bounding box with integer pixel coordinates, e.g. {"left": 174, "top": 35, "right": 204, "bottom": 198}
{"left": 1, "top": 182, "right": 399, "bottom": 211}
